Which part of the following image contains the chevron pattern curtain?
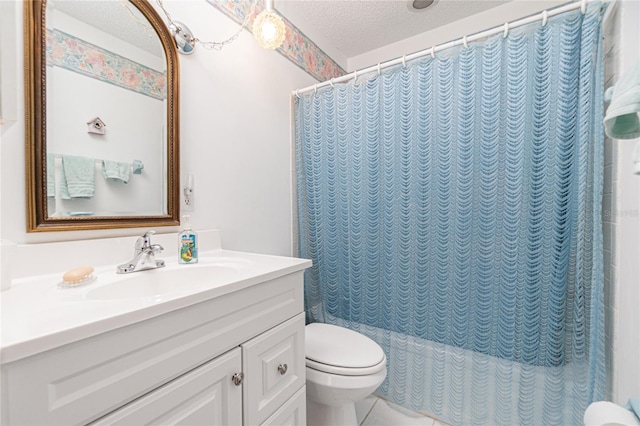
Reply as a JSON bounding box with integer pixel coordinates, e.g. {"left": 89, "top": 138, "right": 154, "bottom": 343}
{"left": 295, "top": 4, "right": 606, "bottom": 425}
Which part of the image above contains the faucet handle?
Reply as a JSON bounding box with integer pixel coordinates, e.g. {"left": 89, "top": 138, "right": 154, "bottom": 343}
{"left": 135, "top": 230, "right": 156, "bottom": 252}
{"left": 142, "top": 230, "right": 155, "bottom": 239}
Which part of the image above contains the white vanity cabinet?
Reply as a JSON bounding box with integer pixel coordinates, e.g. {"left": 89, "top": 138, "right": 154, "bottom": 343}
{"left": 242, "top": 313, "right": 306, "bottom": 425}
{"left": 1, "top": 272, "right": 307, "bottom": 426}
{"left": 92, "top": 348, "right": 244, "bottom": 426}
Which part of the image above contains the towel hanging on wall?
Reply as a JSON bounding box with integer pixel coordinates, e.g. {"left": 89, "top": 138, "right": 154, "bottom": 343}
{"left": 46, "top": 154, "right": 55, "bottom": 197}
{"left": 102, "top": 160, "right": 131, "bottom": 184}
{"left": 61, "top": 155, "right": 95, "bottom": 198}
{"left": 604, "top": 60, "right": 640, "bottom": 139}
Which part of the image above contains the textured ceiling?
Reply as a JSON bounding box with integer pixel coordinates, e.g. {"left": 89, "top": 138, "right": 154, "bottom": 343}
{"left": 49, "top": 1, "right": 515, "bottom": 69}
{"left": 48, "top": 0, "right": 164, "bottom": 57}
{"left": 277, "top": 0, "right": 512, "bottom": 58}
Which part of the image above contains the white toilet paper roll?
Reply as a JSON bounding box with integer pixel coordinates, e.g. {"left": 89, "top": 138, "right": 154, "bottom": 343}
{"left": 584, "top": 401, "right": 640, "bottom": 426}
{"left": 633, "top": 141, "right": 640, "bottom": 175}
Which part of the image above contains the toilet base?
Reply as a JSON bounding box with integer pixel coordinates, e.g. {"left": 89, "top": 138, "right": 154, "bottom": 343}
{"left": 307, "top": 398, "right": 358, "bottom": 426}
{"left": 305, "top": 363, "right": 386, "bottom": 426}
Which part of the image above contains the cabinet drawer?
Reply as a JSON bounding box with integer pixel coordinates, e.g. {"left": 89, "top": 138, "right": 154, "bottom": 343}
{"left": 261, "top": 386, "right": 306, "bottom": 426}
{"left": 91, "top": 348, "right": 242, "bottom": 426}
{"left": 2, "top": 272, "right": 303, "bottom": 425}
{"left": 243, "top": 313, "right": 305, "bottom": 425}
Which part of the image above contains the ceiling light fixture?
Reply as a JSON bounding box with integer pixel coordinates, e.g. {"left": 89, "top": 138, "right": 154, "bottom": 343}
{"left": 252, "top": 0, "right": 286, "bottom": 50}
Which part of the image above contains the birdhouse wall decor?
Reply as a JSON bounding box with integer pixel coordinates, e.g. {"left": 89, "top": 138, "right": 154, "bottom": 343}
{"left": 87, "top": 117, "right": 106, "bottom": 135}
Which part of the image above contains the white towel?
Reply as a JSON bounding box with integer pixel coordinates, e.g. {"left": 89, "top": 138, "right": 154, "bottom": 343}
{"left": 604, "top": 61, "right": 640, "bottom": 139}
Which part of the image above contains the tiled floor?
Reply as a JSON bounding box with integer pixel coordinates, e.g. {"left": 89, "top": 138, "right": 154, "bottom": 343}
{"left": 355, "top": 396, "right": 452, "bottom": 426}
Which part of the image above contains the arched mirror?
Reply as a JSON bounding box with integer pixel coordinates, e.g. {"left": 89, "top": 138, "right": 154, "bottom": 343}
{"left": 25, "top": 0, "right": 179, "bottom": 232}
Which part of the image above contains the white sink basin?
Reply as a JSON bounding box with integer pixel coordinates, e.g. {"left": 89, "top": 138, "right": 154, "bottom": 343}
{"left": 86, "top": 258, "right": 251, "bottom": 300}
{"left": 1, "top": 237, "right": 312, "bottom": 365}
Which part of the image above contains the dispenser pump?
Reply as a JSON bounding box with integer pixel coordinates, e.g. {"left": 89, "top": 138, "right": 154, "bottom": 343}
{"left": 182, "top": 215, "right": 192, "bottom": 231}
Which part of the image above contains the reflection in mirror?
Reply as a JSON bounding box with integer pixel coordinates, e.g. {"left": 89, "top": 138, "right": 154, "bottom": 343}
{"left": 25, "top": 0, "right": 179, "bottom": 232}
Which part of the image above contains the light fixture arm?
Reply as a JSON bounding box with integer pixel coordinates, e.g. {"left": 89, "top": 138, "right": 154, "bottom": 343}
{"left": 155, "top": 0, "right": 257, "bottom": 54}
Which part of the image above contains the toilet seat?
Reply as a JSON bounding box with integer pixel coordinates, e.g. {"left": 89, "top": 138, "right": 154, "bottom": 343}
{"left": 306, "top": 357, "right": 386, "bottom": 376}
{"left": 305, "top": 323, "right": 386, "bottom": 376}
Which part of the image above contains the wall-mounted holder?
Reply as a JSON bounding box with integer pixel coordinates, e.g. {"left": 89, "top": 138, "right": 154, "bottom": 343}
{"left": 169, "top": 21, "right": 195, "bottom": 55}
{"left": 132, "top": 159, "right": 144, "bottom": 174}
{"left": 87, "top": 117, "right": 106, "bottom": 135}
{"left": 183, "top": 174, "right": 194, "bottom": 212}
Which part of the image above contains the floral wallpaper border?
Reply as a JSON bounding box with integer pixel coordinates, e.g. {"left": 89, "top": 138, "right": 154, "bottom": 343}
{"left": 46, "top": 29, "right": 167, "bottom": 101}
{"left": 206, "top": 0, "right": 346, "bottom": 82}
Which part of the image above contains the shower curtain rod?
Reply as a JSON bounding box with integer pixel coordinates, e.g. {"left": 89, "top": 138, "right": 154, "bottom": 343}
{"left": 294, "top": 0, "right": 603, "bottom": 96}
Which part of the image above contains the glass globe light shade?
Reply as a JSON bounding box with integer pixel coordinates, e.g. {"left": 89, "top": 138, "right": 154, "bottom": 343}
{"left": 252, "top": 10, "right": 286, "bottom": 50}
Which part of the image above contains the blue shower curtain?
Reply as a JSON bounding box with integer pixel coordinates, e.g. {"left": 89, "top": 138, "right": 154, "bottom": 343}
{"left": 295, "top": 4, "right": 605, "bottom": 425}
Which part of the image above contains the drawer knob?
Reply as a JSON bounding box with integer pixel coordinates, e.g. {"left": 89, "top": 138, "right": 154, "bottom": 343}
{"left": 277, "top": 364, "right": 288, "bottom": 375}
{"left": 232, "top": 372, "right": 244, "bottom": 386}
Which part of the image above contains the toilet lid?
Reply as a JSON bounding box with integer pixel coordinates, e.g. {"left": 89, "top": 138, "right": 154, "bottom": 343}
{"left": 305, "top": 323, "right": 385, "bottom": 370}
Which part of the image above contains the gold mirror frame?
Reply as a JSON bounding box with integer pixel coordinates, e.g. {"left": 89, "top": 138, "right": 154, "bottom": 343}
{"left": 24, "top": 0, "right": 180, "bottom": 232}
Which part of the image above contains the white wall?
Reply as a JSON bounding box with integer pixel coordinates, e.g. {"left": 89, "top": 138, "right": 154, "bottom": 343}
{"left": 602, "top": 0, "right": 619, "bottom": 401}
{"left": 0, "top": 0, "right": 315, "bottom": 256}
{"left": 607, "top": 0, "right": 640, "bottom": 405}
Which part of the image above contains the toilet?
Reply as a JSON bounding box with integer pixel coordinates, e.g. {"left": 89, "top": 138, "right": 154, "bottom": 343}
{"left": 584, "top": 401, "right": 640, "bottom": 426}
{"left": 305, "top": 323, "right": 387, "bottom": 426}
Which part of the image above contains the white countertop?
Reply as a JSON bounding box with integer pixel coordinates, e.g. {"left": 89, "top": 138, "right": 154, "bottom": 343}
{"left": 0, "top": 233, "right": 311, "bottom": 364}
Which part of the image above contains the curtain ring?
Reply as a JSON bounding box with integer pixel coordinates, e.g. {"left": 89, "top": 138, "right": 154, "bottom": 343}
{"left": 295, "top": 89, "right": 300, "bottom": 99}
{"left": 377, "top": 63, "right": 381, "bottom": 76}
{"left": 314, "top": 84, "right": 318, "bottom": 95}
{"left": 402, "top": 55, "right": 407, "bottom": 67}
{"left": 581, "top": 0, "right": 587, "bottom": 13}
{"left": 330, "top": 78, "right": 335, "bottom": 88}
{"left": 353, "top": 70, "right": 358, "bottom": 84}
{"left": 503, "top": 22, "right": 509, "bottom": 38}
{"left": 462, "top": 35, "right": 468, "bottom": 49}
{"left": 430, "top": 46, "right": 436, "bottom": 59}
{"left": 541, "top": 10, "right": 548, "bottom": 27}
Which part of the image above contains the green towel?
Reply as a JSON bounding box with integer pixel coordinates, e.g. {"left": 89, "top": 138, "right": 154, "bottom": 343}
{"left": 61, "top": 155, "right": 95, "bottom": 198}
{"left": 58, "top": 161, "right": 70, "bottom": 199}
{"left": 46, "top": 154, "right": 55, "bottom": 197}
{"left": 102, "top": 160, "right": 131, "bottom": 184}
{"left": 48, "top": 154, "right": 70, "bottom": 199}
{"left": 604, "top": 61, "right": 640, "bottom": 139}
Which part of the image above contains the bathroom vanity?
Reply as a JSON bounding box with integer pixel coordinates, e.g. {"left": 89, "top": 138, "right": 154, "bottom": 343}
{"left": 0, "top": 231, "right": 311, "bottom": 425}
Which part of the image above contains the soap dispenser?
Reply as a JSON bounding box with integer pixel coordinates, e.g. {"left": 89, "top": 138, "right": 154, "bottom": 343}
{"left": 178, "top": 215, "right": 198, "bottom": 264}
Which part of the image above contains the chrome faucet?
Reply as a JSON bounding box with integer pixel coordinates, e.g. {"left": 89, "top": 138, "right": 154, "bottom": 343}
{"left": 117, "top": 230, "right": 165, "bottom": 274}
